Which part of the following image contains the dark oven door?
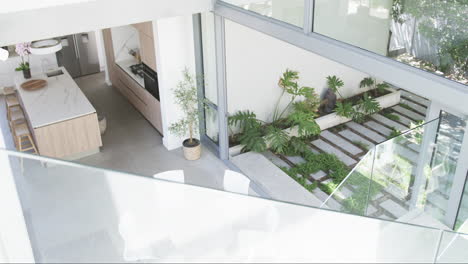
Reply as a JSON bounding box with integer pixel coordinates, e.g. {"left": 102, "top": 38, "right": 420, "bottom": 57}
{"left": 142, "top": 64, "right": 159, "bottom": 101}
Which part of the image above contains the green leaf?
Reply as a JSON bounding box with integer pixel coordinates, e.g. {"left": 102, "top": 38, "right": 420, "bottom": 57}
{"left": 228, "top": 110, "right": 262, "bottom": 133}
{"left": 376, "top": 83, "right": 390, "bottom": 94}
{"left": 288, "top": 111, "right": 321, "bottom": 138}
{"left": 360, "top": 93, "right": 381, "bottom": 115}
{"left": 335, "top": 101, "right": 354, "bottom": 118}
{"left": 326, "top": 75, "right": 344, "bottom": 93}
{"left": 359, "top": 77, "right": 375, "bottom": 89}
{"left": 239, "top": 127, "right": 267, "bottom": 153}
{"left": 265, "top": 126, "right": 290, "bottom": 154}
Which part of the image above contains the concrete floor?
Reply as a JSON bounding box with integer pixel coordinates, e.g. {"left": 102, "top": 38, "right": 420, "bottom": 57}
{"left": 74, "top": 72, "right": 228, "bottom": 190}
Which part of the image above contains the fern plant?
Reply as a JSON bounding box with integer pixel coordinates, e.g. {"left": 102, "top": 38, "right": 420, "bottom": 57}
{"left": 360, "top": 93, "right": 381, "bottom": 115}
{"left": 326, "top": 75, "right": 345, "bottom": 98}
{"left": 335, "top": 101, "right": 354, "bottom": 118}
{"left": 360, "top": 77, "right": 390, "bottom": 97}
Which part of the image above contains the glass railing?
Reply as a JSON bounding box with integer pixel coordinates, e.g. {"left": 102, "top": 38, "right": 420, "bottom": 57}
{"left": 2, "top": 148, "right": 468, "bottom": 262}
{"left": 322, "top": 116, "right": 468, "bottom": 233}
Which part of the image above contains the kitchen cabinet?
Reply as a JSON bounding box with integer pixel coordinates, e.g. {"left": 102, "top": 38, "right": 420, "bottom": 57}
{"left": 139, "top": 33, "right": 157, "bottom": 71}
{"left": 132, "top": 22, "right": 153, "bottom": 38}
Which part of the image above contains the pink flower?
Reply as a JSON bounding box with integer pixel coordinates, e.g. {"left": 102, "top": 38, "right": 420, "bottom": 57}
{"left": 15, "top": 42, "right": 31, "bottom": 57}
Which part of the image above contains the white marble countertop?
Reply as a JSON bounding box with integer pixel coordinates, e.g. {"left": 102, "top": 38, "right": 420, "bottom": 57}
{"left": 15, "top": 67, "right": 96, "bottom": 128}
{"left": 115, "top": 58, "right": 145, "bottom": 88}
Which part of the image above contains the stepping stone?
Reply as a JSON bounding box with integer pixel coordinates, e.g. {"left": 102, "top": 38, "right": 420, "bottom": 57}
{"left": 310, "top": 170, "right": 327, "bottom": 181}
{"left": 401, "top": 90, "right": 430, "bottom": 107}
{"left": 370, "top": 192, "right": 384, "bottom": 201}
{"left": 306, "top": 145, "right": 320, "bottom": 154}
{"left": 391, "top": 112, "right": 414, "bottom": 127}
{"left": 364, "top": 121, "right": 392, "bottom": 136}
{"left": 392, "top": 105, "right": 425, "bottom": 122}
{"left": 335, "top": 187, "right": 354, "bottom": 200}
{"left": 284, "top": 155, "right": 306, "bottom": 165}
{"left": 346, "top": 122, "right": 386, "bottom": 143}
{"left": 306, "top": 178, "right": 313, "bottom": 185}
{"left": 366, "top": 205, "right": 378, "bottom": 215}
{"left": 339, "top": 129, "right": 375, "bottom": 149}
{"left": 262, "top": 151, "right": 290, "bottom": 168}
{"left": 372, "top": 114, "right": 408, "bottom": 132}
{"left": 312, "top": 188, "right": 329, "bottom": 201}
{"left": 378, "top": 213, "right": 395, "bottom": 220}
{"left": 400, "top": 98, "right": 427, "bottom": 115}
{"left": 320, "top": 130, "right": 362, "bottom": 155}
{"left": 311, "top": 139, "right": 356, "bottom": 166}
{"left": 406, "top": 143, "right": 420, "bottom": 152}
{"left": 384, "top": 182, "right": 409, "bottom": 200}
{"left": 380, "top": 199, "right": 408, "bottom": 218}
{"left": 395, "top": 145, "right": 419, "bottom": 164}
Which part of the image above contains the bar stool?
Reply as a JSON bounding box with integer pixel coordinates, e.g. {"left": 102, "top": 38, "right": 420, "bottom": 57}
{"left": 6, "top": 94, "right": 21, "bottom": 121}
{"left": 4, "top": 86, "right": 15, "bottom": 96}
{"left": 8, "top": 107, "right": 26, "bottom": 133}
{"left": 12, "top": 123, "right": 38, "bottom": 154}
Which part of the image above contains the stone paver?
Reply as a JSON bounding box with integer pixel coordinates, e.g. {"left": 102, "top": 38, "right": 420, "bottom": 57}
{"left": 406, "top": 143, "right": 420, "bottom": 152}
{"left": 262, "top": 151, "right": 290, "bottom": 168}
{"left": 392, "top": 105, "right": 425, "bottom": 122}
{"left": 335, "top": 187, "right": 354, "bottom": 200}
{"left": 401, "top": 90, "right": 430, "bottom": 107}
{"left": 312, "top": 188, "right": 329, "bottom": 201}
{"left": 384, "top": 182, "right": 409, "bottom": 200}
{"left": 346, "top": 122, "right": 386, "bottom": 143}
{"left": 321, "top": 130, "right": 362, "bottom": 155}
{"left": 284, "top": 155, "right": 306, "bottom": 165}
{"left": 395, "top": 145, "right": 418, "bottom": 164}
{"left": 372, "top": 114, "right": 408, "bottom": 132}
{"left": 365, "top": 121, "right": 392, "bottom": 136}
{"left": 311, "top": 139, "right": 356, "bottom": 166}
{"left": 367, "top": 205, "right": 378, "bottom": 215}
{"left": 310, "top": 170, "right": 327, "bottom": 181}
{"left": 380, "top": 199, "right": 408, "bottom": 218}
{"left": 338, "top": 129, "right": 375, "bottom": 150}
{"left": 400, "top": 98, "right": 427, "bottom": 115}
{"left": 391, "top": 112, "right": 414, "bottom": 126}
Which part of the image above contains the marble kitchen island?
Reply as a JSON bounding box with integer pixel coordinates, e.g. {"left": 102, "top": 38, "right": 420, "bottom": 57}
{"left": 15, "top": 67, "right": 102, "bottom": 159}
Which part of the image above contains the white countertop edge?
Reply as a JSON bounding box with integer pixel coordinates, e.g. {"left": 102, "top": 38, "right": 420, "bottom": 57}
{"left": 115, "top": 59, "right": 145, "bottom": 88}
{"left": 33, "top": 111, "right": 97, "bottom": 129}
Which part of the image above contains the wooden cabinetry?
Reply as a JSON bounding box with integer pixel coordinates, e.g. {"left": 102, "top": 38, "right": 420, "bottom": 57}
{"left": 102, "top": 28, "right": 163, "bottom": 135}
{"left": 132, "top": 21, "right": 157, "bottom": 72}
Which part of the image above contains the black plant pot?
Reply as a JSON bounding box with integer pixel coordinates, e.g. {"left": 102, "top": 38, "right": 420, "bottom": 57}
{"left": 23, "top": 68, "right": 31, "bottom": 79}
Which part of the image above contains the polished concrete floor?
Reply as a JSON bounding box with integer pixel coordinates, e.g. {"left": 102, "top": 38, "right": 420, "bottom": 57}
{"left": 74, "top": 72, "right": 228, "bottom": 190}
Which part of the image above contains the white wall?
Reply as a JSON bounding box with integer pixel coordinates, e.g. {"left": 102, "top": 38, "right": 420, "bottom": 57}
{"left": 110, "top": 26, "right": 140, "bottom": 63}
{"left": 153, "top": 16, "right": 197, "bottom": 150}
{"left": 225, "top": 20, "right": 371, "bottom": 123}
{"left": 314, "top": 0, "right": 392, "bottom": 56}
{"left": 0, "top": 52, "right": 58, "bottom": 89}
{"left": 0, "top": 0, "right": 213, "bottom": 47}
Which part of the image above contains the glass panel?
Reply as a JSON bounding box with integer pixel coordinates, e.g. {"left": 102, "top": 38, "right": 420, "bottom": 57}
{"left": 201, "top": 12, "right": 218, "bottom": 104}
{"left": 436, "top": 230, "right": 468, "bottom": 263}
{"left": 1, "top": 148, "right": 449, "bottom": 262}
{"left": 222, "top": 0, "right": 304, "bottom": 28}
{"left": 455, "top": 177, "right": 468, "bottom": 231}
{"left": 314, "top": 0, "right": 468, "bottom": 85}
{"left": 204, "top": 104, "right": 219, "bottom": 144}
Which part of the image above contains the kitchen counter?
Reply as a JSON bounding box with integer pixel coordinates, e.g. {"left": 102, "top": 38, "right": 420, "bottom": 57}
{"left": 115, "top": 59, "right": 145, "bottom": 88}
{"left": 14, "top": 67, "right": 102, "bottom": 159}
{"left": 15, "top": 67, "right": 96, "bottom": 128}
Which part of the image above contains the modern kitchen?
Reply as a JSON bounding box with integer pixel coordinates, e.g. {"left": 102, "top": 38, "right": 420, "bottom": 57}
{"left": 0, "top": 20, "right": 222, "bottom": 178}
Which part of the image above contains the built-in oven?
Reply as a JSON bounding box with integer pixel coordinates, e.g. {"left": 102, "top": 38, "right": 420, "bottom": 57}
{"left": 142, "top": 63, "right": 159, "bottom": 101}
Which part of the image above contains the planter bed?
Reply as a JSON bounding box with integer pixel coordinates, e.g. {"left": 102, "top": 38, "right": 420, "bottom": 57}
{"left": 229, "top": 88, "right": 401, "bottom": 156}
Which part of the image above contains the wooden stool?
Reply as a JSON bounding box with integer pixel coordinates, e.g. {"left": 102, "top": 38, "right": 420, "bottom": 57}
{"left": 4, "top": 86, "right": 15, "bottom": 96}
{"left": 9, "top": 108, "right": 26, "bottom": 132}
{"left": 6, "top": 94, "right": 20, "bottom": 121}
{"left": 12, "top": 123, "right": 38, "bottom": 154}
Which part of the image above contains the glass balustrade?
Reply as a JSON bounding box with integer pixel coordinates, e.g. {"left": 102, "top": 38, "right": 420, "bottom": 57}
{"left": 1, "top": 148, "right": 468, "bottom": 262}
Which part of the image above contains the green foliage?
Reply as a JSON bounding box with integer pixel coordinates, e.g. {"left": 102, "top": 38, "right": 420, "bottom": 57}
{"left": 399, "top": 103, "right": 413, "bottom": 111}
{"left": 352, "top": 141, "right": 370, "bottom": 151}
{"left": 15, "top": 62, "right": 30, "bottom": 71}
{"left": 287, "top": 111, "right": 321, "bottom": 138}
{"left": 404, "top": 0, "right": 468, "bottom": 78}
{"left": 265, "top": 126, "right": 289, "bottom": 154}
{"left": 326, "top": 75, "right": 345, "bottom": 98}
{"left": 228, "top": 110, "right": 262, "bottom": 133}
{"left": 376, "top": 83, "right": 390, "bottom": 94}
{"left": 335, "top": 101, "right": 354, "bottom": 118}
{"left": 169, "top": 69, "right": 200, "bottom": 143}
{"left": 359, "top": 77, "right": 375, "bottom": 89}
{"left": 335, "top": 93, "right": 381, "bottom": 123}
{"left": 391, "top": 0, "right": 406, "bottom": 24}
{"left": 283, "top": 136, "right": 309, "bottom": 156}
{"left": 238, "top": 127, "right": 267, "bottom": 153}
{"left": 382, "top": 112, "right": 400, "bottom": 122}
{"left": 387, "top": 128, "right": 402, "bottom": 140}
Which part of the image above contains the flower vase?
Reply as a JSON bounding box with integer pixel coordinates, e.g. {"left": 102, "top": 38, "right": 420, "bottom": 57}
{"left": 23, "top": 68, "right": 31, "bottom": 79}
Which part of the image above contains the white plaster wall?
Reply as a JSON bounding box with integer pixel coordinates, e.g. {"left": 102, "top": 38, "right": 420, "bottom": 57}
{"left": 0, "top": 0, "right": 214, "bottom": 47}
{"left": 314, "top": 0, "right": 392, "bottom": 56}
{"left": 0, "top": 52, "right": 58, "bottom": 88}
{"left": 153, "top": 16, "right": 197, "bottom": 150}
{"left": 110, "top": 26, "right": 140, "bottom": 63}
{"left": 225, "top": 20, "right": 370, "bottom": 123}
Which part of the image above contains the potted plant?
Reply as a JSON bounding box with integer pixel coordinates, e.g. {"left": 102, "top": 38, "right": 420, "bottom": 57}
{"left": 169, "top": 68, "right": 202, "bottom": 160}
{"left": 15, "top": 43, "right": 32, "bottom": 79}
